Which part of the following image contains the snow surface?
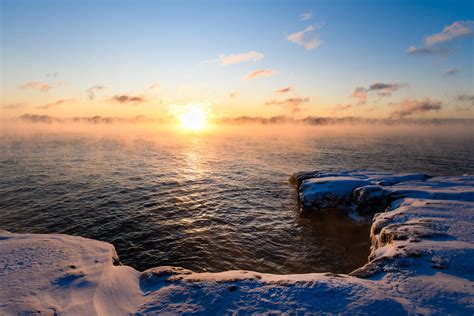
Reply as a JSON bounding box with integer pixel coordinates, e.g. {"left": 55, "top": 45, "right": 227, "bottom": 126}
{"left": 1, "top": 172, "right": 473, "bottom": 315}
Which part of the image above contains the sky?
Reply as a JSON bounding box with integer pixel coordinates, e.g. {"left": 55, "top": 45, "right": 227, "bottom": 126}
{"left": 1, "top": 0, "right": 473, "bottom": 121}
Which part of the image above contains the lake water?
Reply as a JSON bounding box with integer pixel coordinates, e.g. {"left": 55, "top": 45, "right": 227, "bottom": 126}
{"left": 1, "top": 125, "right": 473, "bottom": 274}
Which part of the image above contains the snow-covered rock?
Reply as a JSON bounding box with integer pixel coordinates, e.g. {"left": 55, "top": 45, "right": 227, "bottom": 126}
{"left": 1, "top": 172, "right": 473, "bottom": 315}
{"left": 293, "top": 171, "right": 432, "bottom": 215}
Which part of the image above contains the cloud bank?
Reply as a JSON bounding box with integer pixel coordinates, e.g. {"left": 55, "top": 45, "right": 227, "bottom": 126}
{"left": 15, "top": 113, "right": 473, "bottom": 127}
{"left": 18, "top": 114, "right": 155, "bottom": 124}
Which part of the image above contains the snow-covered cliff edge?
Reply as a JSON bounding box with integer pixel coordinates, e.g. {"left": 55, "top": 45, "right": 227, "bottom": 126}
{"left": 1, "top": 172, "right": 473, "bottom": 315}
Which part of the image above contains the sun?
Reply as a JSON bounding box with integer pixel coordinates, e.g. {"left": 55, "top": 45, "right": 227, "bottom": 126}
{"left": 178, "top": 104, "right": 208, "bottom": 131}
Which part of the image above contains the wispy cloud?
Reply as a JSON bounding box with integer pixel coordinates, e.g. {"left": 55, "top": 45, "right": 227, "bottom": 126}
{"left": 425, "top": 21, "right": 474, "bottom": 46}
{"left": 37, "top": 99, "right": 73, "bottom": 110}
{"left": 86, "top": 85, "right": 106, "bottom": 100}
{"left": 110, "top": 95, "right": 146, "bottom": 104}
{"left": 455, "top": 94, "right": 474, "bottom": 111}
{"left": 2, "top": 102, "right": 27, "bottom": 109}
{"left": 220, "top": 51, "right": 264, "bottom": 65}
{"left": 457, "top": 94, "right": 474, "bottom": 103}
{"left": 443, "top": 68, "right": 460, "bottom": 77}
{"left": 148, "top": 83, "right": 160, "bottom": 90}
{"left": 18, "top": 81, "right": 52, "bottom": 92}
{"left": 286, "top": 25, "right": 321, "bottom": 50}
{"left": 245, "top": 69, "right": 275, "bottom": 80}
{"left": 390, "top": 98, "right": 442, "bottom": 119}
{"left": 45, "top": 72, "right": 58, "bottom": 79}
{"left": 229, "top": 92, "right": 239, "bottom": 98}
{"left": 407, "top": 21, "right": 473, "bottom": 56}
{"left": 276, "top": 87, "right": 292, "bottom": 94}
{"left": 406, "top": 46, "right": 451, "bottom": 56}
{"left": 265, "top": 97, "right": 310, "bottom": 113}
{"left": 332, "top": 104, "right": 352, "bottom": 113}
{"left": 205, "top": 51, "right": 264, "bottom": 66}
{"left": 300, "top": 10, "right": 312, "bottom": 21}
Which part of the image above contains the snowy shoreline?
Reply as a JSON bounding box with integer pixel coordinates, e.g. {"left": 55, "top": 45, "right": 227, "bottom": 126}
{"left": 1, "top": 172, "right": 473, "bottom": 315}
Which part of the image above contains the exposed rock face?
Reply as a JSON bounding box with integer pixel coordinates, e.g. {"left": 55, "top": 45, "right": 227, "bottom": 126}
{"left": 353, "top": 185, "right": 387, "bottom": 216}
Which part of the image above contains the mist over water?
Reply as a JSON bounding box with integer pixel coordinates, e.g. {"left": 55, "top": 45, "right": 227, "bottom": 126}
{"left": 1, "top": 123, "right": 473, "bottom": 274}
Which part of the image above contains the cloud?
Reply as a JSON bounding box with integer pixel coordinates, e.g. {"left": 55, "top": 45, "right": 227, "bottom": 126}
{"left": 245, "top": 69, "right": 275, "bottom": 80}
{"left": 332, "top": 104, "right": 352, "bottom": 112}
{"left": 16, "top": 113, "right": 473, "bottom": 126}
{"left": 37, "top": 99, "right": 73, "bottom": 110}
{"left": 19, "top": 114, "right": 57, "bottom": 124}
{"left": 407, "top": 21, "right": 473, "bottom": 56}
{"left": 352, "top": 82, "right": 408, "bottom": 102}
{"left": 86, "top": 85, "right": 106, "bottom": 100}
{"left": 2, "top": 102, "right": 27, "bottom": 109}
{"left": 286, "top": 25, "right": 321, "bottom": 50}
{"left": 406, "top": 45, "right": 451, "bottom": 56}
{"left": 351, "top": 87, "right": 368, "bottom": 103}
{"left": 265, "top": 97, "right": 310, "bottom": 113}
{"left": 425, "top": 21, "right": 474, "bottom": 46}
{"left": 368, "top": 82, "right": 409, "bottom": 97}
{"left": 456, "top": 94, "right": 474, "bottom": 111}
{"left": 45, "top": 72, "right": 58, "bottom": 79}
{"left": 218, "top": 51, "right": 264, "bottom": 65}
{"left": 390, "top": 98, "right": 442, "bottom": 119}
{"left": 19, "top": 114, "right": 155, "bottom": 124}
{"left": 300, "top": 10, "right": 312, "bottom": 21}
{"left": 229, "top": 92, "right": 239, "bottom": 98}
{"left": 443, "top": 68, "right": 460, "bottom": 77}
{"left": 276, "top": 87, "right": 292, "bottom": 94}
{"left": 457, "top": 94, "right": 474, "bottom": 103}
{"left": 148, "top": 83, "right": 160, "bottom": 90}
{"left": 18, "top": 81, "right": 52, "bottom": 92}
{"left": 110, "top": 95, "right": 146, "bottom": 104}
{"left": 456, "top": 94, "right": 474, "bottom": 110}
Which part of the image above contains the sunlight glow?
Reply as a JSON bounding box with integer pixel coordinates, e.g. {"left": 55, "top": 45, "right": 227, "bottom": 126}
{"left": 178, "top": 104, "right": 208, "bottom": 131}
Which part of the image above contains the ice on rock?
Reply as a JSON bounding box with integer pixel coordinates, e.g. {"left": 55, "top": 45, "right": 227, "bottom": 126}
{"left": 299, "top": 176, "right": 372, "bottom": 212}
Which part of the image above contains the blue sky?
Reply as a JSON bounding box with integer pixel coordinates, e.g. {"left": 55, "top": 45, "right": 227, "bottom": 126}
{"left": 1, "top": 0, "right": 473, "bottom": 119}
